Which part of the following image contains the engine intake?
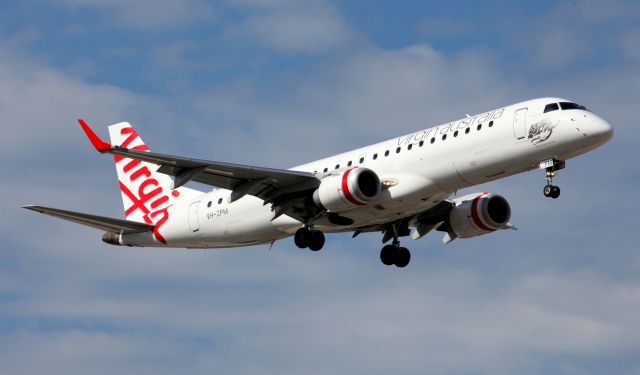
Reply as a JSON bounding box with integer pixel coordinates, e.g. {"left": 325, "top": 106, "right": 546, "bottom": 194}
{"left": 449, "top": 192, "right": 511, "bottom": 239}
{"left": 313, "top": 168, "right": 381, "bottom": 212}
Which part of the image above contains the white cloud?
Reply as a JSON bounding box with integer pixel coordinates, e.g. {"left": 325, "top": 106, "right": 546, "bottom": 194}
{"left": 224, "top": 1, "right": 356, "bottom": 55}
{"left": 0, "top": 331, "right": 212, "bottom": 375}
{"left": 0, "top": 43, "right": 141, "bottom": 157}
{"left": 3, "top": 244, "right": 640, "bottom": 375}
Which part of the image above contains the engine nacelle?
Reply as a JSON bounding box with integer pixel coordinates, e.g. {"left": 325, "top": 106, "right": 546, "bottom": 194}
{"left": 449, "top": 192, "right": 511, "bottom": 239}
{"left": 313, "top": 168, "right": 381, "bottom": 212}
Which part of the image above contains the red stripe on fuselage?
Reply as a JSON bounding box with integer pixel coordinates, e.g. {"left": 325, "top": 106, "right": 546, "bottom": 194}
{"left": 341, "top": 168, "right": 366, "bottom": 206}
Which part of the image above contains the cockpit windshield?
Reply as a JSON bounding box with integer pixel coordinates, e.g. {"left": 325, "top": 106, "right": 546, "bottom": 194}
{"left": 544, "top": 101, "right": 588, "bottom": 113}
{"left": 559, "top": 102, "right": 588, "bottom": 111}
{"left": 543, "top": 103, "right": 559, "bottom": 113}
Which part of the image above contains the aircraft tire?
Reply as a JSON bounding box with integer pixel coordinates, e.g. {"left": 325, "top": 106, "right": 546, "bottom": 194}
{"left": 395, "top": 247, "right": 411, "bottom": 268}
{"left": 294, "top": 227, "right": 311, "bottom": 248}
{"left": 308, "top": 231, "right": 325, "bottom": 251}
{"left": 380, "top": 245, "right": 397, "bottom": 266}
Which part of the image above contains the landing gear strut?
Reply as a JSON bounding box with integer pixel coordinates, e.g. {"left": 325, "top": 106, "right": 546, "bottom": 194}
{"left": 541, "top": 159, "right": 564, "bottom": 199}
{"left": 294, "top": 227, "right": 325, "bottom": 251}
{"left": 379, "top": 223, "right": 411, "bottom": 268}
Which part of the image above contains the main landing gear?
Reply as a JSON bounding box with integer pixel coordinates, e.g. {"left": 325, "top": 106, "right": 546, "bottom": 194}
{"left": 379, "top": 222, "right": 411, "bottom": 268}
{"left": 380, "top": 241, "right": 411, "bottom": 268}
{"left": 294, "top": 227, "right": 325, "bottom": 251}
{"left": 541, "top": 159, "right": 565, "bottom": 199}
{"left": 294, "top": 222, "right": 411, "bottom": 268}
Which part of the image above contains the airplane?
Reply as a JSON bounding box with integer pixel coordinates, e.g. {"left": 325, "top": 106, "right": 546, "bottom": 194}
{"left": 24, "top": 97, "right": 613, "bottom": 267}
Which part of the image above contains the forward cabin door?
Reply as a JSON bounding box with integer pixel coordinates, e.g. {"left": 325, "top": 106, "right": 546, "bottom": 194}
{"left": 188, "top": 201, "right": 200, "bottom": 232}
{"left": 513, "top": 107, "right": 528, "bottom": 141}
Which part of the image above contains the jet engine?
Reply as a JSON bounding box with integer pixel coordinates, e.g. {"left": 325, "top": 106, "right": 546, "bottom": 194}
{"left": 448, "top": 192, "right": 511, "bottom": 239}
{"left": 313, "top": 168, "right": 381, "bottom": 212}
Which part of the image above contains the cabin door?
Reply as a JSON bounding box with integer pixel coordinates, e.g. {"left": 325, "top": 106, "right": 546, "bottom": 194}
{"left": 188, "top": 201, "right": 200, "bottom": 232}
{"left": 513, "top": 107, "right": 528, "bottom": 140}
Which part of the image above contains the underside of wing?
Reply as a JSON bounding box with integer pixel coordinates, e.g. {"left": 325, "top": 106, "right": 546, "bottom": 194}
{"left": 352, "top": 199, "right": 455, "bottom": 242}
{"left": 23, "top": 205, "right": 154, "bottom": 234}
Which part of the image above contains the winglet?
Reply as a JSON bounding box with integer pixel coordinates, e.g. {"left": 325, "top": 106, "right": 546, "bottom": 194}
{"left": 78, "top": 119, "right": 112, "bottom": 152}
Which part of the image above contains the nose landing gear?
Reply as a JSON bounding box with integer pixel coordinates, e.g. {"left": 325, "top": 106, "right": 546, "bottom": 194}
{"left": 540, "top": 159, "right": 565, "bottom": 199}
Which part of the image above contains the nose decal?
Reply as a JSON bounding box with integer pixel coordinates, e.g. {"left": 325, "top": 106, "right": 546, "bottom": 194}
{"left": 528, "top": 119, "right": 558, "bottom": 145}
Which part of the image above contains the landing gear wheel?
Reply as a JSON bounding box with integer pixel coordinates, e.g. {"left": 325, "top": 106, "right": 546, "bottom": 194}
{"left": 380, "top": 245, "right": 397, "bottom": 266}
{"left": 543, "top": 185, "right": 561, "bottom": 199}
{"left": 294, "top": 227, "right": 311, "bottom": 248}
{"left": 395, "top": 247, "right": 411, "bottom": 268}
{"left": 308, "top": 231, "right": 325, "bottom": 251}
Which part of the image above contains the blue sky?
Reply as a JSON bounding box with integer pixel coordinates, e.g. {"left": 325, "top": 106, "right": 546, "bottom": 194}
{"left": 1, "top": 1, "right": 640, "bottom": 374}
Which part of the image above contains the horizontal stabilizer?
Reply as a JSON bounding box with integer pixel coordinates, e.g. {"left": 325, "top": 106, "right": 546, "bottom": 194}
{"left": 23, "top": 205, "right": 154, "bottom": 234}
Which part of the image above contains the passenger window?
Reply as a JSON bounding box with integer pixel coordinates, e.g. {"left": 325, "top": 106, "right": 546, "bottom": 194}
{"left": 544, "top": 103, "right": 560, "bottom": 113}
{"left": 385, "top": 150, "right": 389, "bottom": 157}
{"left": 465, "top": 127, "right": 470, "bottom": 134}
{"left": 218, "top": 198, "right": 223, "bottom": 204}
{"left": 442, "top": 134, "right": 447, "bottom": 141}
{"left": 207, "top": 201, "right": 212, "bottom": 208}
{"left": 396, "top": 147, "right": 401, "bottom": 154}
{"left": 323, "top": 168, "right": 328, "bottom": 173}
{"left": 373, "top": 153, "right": 378, "bottom": 160}
{"left": 430, "top": 137, "right": 435, "bottom": 144}
{"left": 454, "top": 130, "right": 458, "bottom": 137}
{"left": 477, "top": 124, "right": 482, "bottom": 131}
{"left": 419, "top": 140, "right": 424, "bottom": 147}
{"left": 335, "top": 164, "right": 340, "bottom": 169}
{"left": 359, "top": 157, "right": 365, "bottom": 164}
{"left": 489, "top": 120, "right": 494, "bottom": 127}
{"left": 408, "top": 144, "right": 413, "bottom": 150}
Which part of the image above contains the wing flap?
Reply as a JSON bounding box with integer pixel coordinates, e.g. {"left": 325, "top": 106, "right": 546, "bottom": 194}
{"left": 23, "top": 205, "right": 154, "bottom": 234}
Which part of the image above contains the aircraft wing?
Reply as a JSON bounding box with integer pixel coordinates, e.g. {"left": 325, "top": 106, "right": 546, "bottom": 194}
{"left": 79, "top": 120, "right": 321, "bottom": 220}
{"left": 23, "top": 205, "right": 154, "bottom": 234}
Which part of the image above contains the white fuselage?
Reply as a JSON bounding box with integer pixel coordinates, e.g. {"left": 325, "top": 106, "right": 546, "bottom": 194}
{"left": 122, "top": 97, "right": 613, "bottom": 248}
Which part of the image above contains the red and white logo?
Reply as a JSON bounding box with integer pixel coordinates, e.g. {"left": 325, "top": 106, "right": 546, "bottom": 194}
{"left": 109, "top": 124, "right": 179, "bottom": 243}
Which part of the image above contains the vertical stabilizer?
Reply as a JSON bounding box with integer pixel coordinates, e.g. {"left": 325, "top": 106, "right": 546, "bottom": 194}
{"left": 108, "top": 122, "right": 202, "bottom": 241}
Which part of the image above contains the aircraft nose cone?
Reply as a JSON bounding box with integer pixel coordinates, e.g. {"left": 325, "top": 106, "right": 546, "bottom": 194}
{"left": 593, "top": 117, "right": 614, "bottom": 142}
